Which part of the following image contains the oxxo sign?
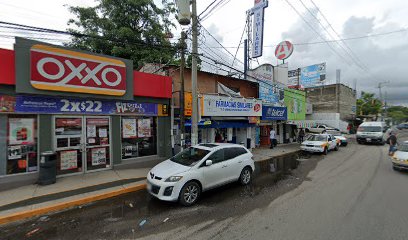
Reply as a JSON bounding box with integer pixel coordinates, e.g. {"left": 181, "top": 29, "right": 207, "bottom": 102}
{"left": 30, "top": 44, "right": 126, "bottom": 96}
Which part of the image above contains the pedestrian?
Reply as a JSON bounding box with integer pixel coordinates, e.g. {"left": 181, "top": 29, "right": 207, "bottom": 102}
{"left": 387, "top": 131, "right": 398, "bottom": 156}
{"left": 270, "top": 128, "right": 276, "bottom": 149}
{"left": 299, "top": 128, "right": 305, "bottom": 143}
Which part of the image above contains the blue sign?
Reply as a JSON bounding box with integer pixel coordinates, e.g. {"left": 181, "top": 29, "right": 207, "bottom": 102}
{"left": 258, "top": 82, "right": 284, "bottom": 104}
{"left": 15, "top": 95, "right": 158, "bottom": 116}
{"left": 262, "top": 106, "right": 287, "bottom": 120}
{"left": 300, "top": 63, "right": 326, "bottom": 87}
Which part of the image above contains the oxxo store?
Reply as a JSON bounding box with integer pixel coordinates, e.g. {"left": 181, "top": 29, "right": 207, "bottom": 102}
{"left": 0, "top": 38, "right": 171, "bottom": 188}
{"left": 198, "top": 94, "right": 262, "bottom": 149}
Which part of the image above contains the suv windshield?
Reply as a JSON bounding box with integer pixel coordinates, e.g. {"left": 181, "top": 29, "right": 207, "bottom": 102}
{"left": 170, "top": 147, "right": 210, "bottom": 167}
{"left": 398, "top": 144, "right": 408, "bottom": 152}
{"left": 359, "top": 126, "right": 382, "bottom": 132}
{"left": 307, "top": 135, "right": 327, "bottom": 141}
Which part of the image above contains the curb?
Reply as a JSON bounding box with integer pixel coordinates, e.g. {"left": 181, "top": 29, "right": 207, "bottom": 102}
{"left": 0, "top": 183, "right": 146, "bottom": 226}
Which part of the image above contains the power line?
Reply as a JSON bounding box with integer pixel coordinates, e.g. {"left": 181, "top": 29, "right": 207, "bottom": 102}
{"left": 198, "top": 0, "right": 219, "bottom": 19}
{"left": 198, "top": 20, "right": 245, "bottom": 67}
{"left": 232, "top": 20, "right": 248, "bottom": 67}
{"left": 298, "top": 0, "right": 369, "bottom": 72}
{"left": 283, "top": 0, "right": 353, "bottom": 66}
{"left": 200, "top": 0, "right": 232, "bottom": 22}
{"left": 0, "top": 21, "right": 179, "bottom": 51}
{"left": 309, "top": 0, "right": 370, "bottom": 71}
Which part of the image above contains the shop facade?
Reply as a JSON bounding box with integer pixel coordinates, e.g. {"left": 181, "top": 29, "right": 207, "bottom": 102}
{"left": 284, "top": 88, "right": 306, "bottom": 143}
{"left": 0, "top": 39, "right": 171, "bottom": 189}
{"left": 196, "top": 94, "right": 262, "bottom": 149}
{"left": 259, "top": 106, "right": 288, "bottom": 146}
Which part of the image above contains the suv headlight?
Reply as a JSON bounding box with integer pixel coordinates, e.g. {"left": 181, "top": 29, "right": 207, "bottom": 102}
{"left": 165, "top": 176, "right": 183, "bottom": 182}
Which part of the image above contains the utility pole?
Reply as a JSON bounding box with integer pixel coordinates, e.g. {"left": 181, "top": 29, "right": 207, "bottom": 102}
{"left": 297, "top": 68, "right": 301, "bottom": 89}
{"left": 378, "top": 81, "right": 390, "bottom": 121}
{"left": 191, "top": 0, "right": 199, "bottom": 146}
{"left": 179, "top": 31, "right": 186, "bottom": 150}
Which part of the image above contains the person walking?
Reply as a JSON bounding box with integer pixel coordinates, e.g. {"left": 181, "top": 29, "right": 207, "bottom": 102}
{"left": 270, "top": 128, "right": 276, "bottom": 149}
{"left": 387, "top": 131, "right": 398, "bottom": 156}
{"left": 299, "top": 128, "right": 305, "bottom": 143}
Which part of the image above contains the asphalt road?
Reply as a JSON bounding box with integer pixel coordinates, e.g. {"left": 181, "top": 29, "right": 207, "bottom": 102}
{"left": 2, "top": 131, "right": 408, "bottom": 240}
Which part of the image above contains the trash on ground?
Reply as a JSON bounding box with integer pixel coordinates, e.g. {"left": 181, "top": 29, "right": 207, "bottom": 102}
{"left": 129, "top": 203, "right": 134, "bottom": 208}
{"left": 163, "top": 217, "right": 169, "bottom": 223}
{"left": 38, "top": 216, "right": 49, "bottom": 222}
{"left": 26, "top": 228, "right": 40, "bottom": 237}
{"left": 139, "top": 219, "right": 147, "bottom": 227}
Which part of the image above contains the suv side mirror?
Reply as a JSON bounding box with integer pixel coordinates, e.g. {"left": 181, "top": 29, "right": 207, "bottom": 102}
{"left": 205, "top": 160, "right": 212, "bottom": 166}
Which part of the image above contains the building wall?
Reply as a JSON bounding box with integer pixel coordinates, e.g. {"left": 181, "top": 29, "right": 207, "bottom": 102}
{"left": 169, "top": 68, "right": 258, "bottom": 107}
{"left": 305, "top": 84, "right": 356, "bottom": 121}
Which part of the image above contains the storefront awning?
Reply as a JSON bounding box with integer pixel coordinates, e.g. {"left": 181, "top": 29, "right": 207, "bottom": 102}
{"left": 185, "top": 120, "right": 256, "bottom": 129}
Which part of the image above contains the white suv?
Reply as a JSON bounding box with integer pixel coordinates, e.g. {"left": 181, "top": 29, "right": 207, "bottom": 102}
{"left": 147, "top": 143, "right": 255, "bottom": 206}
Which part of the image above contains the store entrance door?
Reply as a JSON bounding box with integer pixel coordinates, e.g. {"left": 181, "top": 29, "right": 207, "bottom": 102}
{"left": 54, "top": 116, "right": 111, "bottom": 176}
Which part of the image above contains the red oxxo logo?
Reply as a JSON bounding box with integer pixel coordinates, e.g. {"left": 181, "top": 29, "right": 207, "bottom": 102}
{"left": 30, "top": 44, "right": 126, "bottom": 96}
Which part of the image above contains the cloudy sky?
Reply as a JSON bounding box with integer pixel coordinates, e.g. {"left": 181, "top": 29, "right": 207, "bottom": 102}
{"left": 0, "top": 0, "right": 407, "bottom": 105}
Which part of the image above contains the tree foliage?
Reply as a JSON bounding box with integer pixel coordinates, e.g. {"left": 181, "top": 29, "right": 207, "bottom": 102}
{"left": 66, "top": 0, "right": 177, "bottom": 69}
{"left": 356, "top": 91, "right": 382, "bottom": 116}
{"left": 387, "top": 106, "right": 408, "bottom": 123}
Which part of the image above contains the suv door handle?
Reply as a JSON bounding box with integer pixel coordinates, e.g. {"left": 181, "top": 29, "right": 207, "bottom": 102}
{"left": 238, "top": 161, "right": 242, "bottom": 163}
{"left": 222, "top": 165, "right": 227, "bottom": 168}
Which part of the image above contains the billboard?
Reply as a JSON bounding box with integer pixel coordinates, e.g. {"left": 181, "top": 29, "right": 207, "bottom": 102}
{"left": 258, "top": 82, "right": 284, "bottom": 105}
{"left": 262, "top": 106, "right": 287, "bottom": 121}
{"left": 284, "top": 89, "right": 305, "bottom": 120}
{"left": 250, "top": 0, "right": 268, "bottom": 58}
{"left": 287, "top": 63, "right": 326, "bottom": 88}
{"left": 202, "top": 95, "right": 262, "bottom": 117}
{"left": 300, "top": 63, "right": 326, "bottom": 88}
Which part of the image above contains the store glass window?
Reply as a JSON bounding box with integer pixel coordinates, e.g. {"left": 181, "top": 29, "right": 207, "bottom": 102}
{"left": 121, "top": 117, "right": 157, "bottom": 159}
{"left": 6, "top": 115, "right": 38, "bottom": 175}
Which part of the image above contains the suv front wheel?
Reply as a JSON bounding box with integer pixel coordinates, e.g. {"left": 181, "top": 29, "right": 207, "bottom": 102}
{"left": 179, "top": 181, "right": 201, "bottom": 206}
{"left": 239, "top": 167, "right": 252, "bottom": 185}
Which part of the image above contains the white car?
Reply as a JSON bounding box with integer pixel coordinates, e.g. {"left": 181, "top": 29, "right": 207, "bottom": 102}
{"left": 330, "top": 132, "right": 348, "bottom": 146}
{"left": 147, "top": 143, "right": 255, "bottom": 206}
{"left": 391, "top": 141, "right": 408, "bottom": 171}
{"left": 301, "top": 134, "right": 339, "bottom": 155}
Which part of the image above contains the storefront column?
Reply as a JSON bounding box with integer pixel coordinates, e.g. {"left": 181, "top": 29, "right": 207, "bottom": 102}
{"left": 279, "top": 123, "right": 284, "bottom": 144}
{"left": 246, "top": 127, "right": 251, "bottom": 149}
{"left": 0, "top": 115, "right": 7, "bottom": 175}
{"left": 157, "top": 117, "right": 171, "bottom": 158}
{"left": 208, "top": 128, "right": 215, "bottom": 143}
{"left": 111, "top": 116, "right": 122, "bottom": 165}
{"left": 227, "top": 128, "right": 233, "bottom": 142}
{"left": 39, "top": 115, "right": 53, "bottom": 154}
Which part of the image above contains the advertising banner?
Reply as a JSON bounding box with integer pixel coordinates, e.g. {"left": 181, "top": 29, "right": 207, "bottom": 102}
{"left": 0, "top": 95, "right": 16, "bottom": 112}
{"left": 91, "top": 148, "right": 106, "bottom": 166}
{"left": 300, "top": 63, "right": 326, "bottom": 88}
{"left": 15, "top": 95, "right": 158, "bottom": 115}
{"left": 251, "top": 0, "right": 268, "bottom": 58}
{"left": 122, "top": 118, "right": 137, "bottom": 138}
{"left": 258, "top": 82, "right": 284, "bottom": 105}
{"left": 262, "top": 106, "right": 287, "bottom": 121}
{"left": 202, "top": 95, "right": 262, "bottom": 117}
{"left": 288, "top": 69, "right": 299, "bottom": 87}
{"left": 184, "top": 92, "right": 192, "bottom": 116}
{"left": 138, "top": 118, "right": 152, "bottom": 137}
{"left": 284, "top": 89, "right": 306, "bottom": 120}
{"left": 8, "top": 118, "right": 35, "bottom": 145}
{"left": 60, "top": 150, "right": 78, "bottom": 170}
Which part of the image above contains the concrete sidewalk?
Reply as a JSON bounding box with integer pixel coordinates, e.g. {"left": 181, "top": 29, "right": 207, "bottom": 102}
{"left": 0, "top": 143, "right": 300, "bottom": 224}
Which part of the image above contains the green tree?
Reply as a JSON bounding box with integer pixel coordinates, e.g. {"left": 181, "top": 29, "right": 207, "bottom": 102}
{"left": 356, "top": 91, "right": 382, "bottom": 117}
{"left": 66, "top": 0, "right": 177, "bottom": 69}
{"left": 387, "top": 106, "right": 408, "bottom": 123}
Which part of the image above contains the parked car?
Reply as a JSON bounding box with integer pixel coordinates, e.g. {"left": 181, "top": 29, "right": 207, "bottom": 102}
{"left": 330, "top": 132, "right": 348, "bottom": 146}
{"left": 147, "top": 143, "right": 255, "bottom": 206}
{"left": 391, "top": 141, "right": 408, "bottom": 171}
{"left": 356, "top": 122, "right": 387, "bottom": 145}
{"left": 396, "top": 123, "right": 408, "bottom": 130}
{"left": 300, "top": 134, "right": 339, "bottom": 155}
{"left": 306, "top": 124, "right": 339, "bottom": 134}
